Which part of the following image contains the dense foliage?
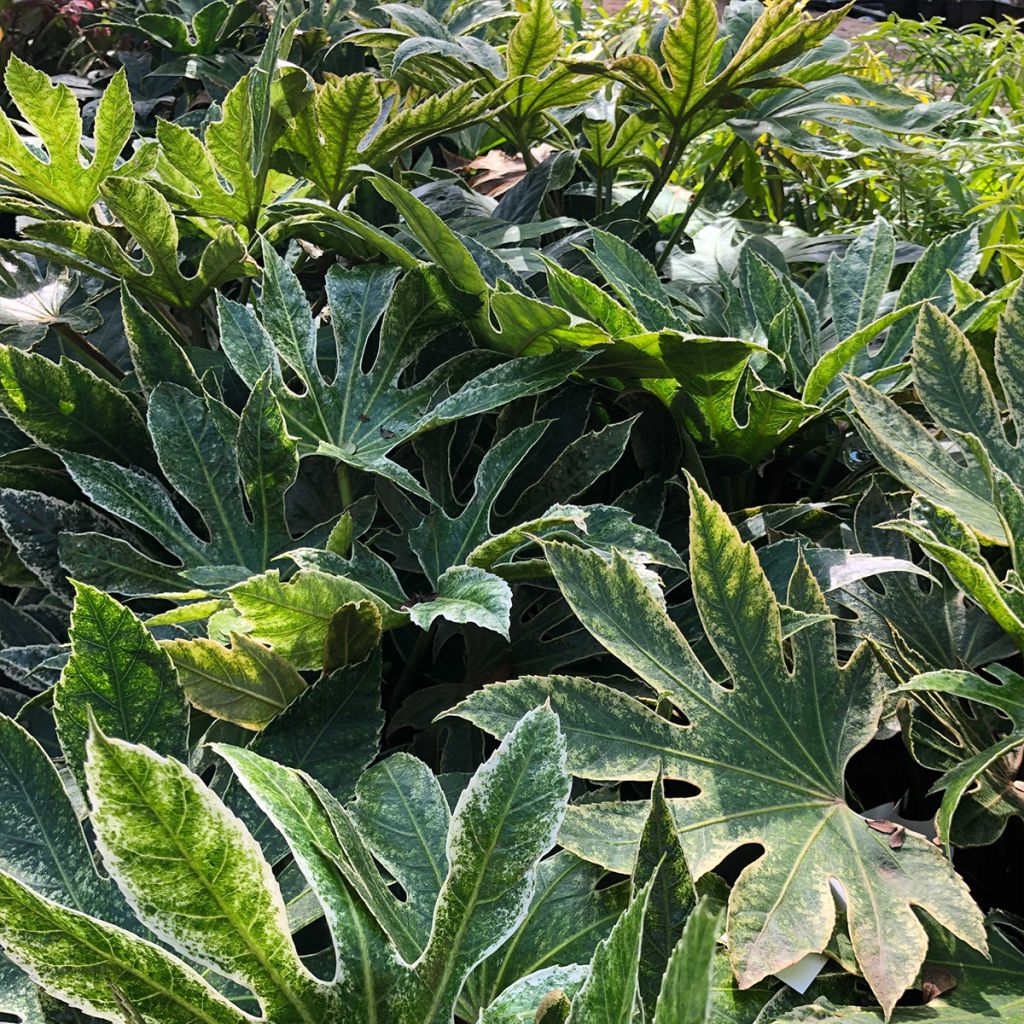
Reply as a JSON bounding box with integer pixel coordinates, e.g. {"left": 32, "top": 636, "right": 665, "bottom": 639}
{"left": 0, "top": 0, "right": 1021, "bottom": 1021}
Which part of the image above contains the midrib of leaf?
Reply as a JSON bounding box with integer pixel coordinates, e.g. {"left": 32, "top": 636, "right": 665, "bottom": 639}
{"left": 418, "top": 743, "right": 533, "bottom": 1024}
{"left": 692, "top": 502, "right": 835, "bottom": 792}
{"left": 164, "top": 393, "right": 249, "bottom": 566}
{"left": 29, "top": 900, "right": 240, "bottom": 1024}
{"left": 110, "top": 746, "right": 319, "bottom": 1024}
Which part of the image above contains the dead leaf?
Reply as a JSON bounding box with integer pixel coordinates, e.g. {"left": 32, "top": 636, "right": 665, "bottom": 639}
{"left": 920, "top": 966, "right": 957, "bottom": 1003}
{"left": 444, "top": 145, "right": 555, "bottom": 197}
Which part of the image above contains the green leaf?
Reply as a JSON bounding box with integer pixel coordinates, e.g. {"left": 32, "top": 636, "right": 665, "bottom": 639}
{"left": 565, "top": 876, "right": 652, "bottom": 1024}
{"left": 464, "top": 851, "right": 627, "bottom": 1019}
{"left": 161, "top": 632, "right": 306, "bottom": 730}
{"left": 323, "top": 600, "right": 383, "bottom": 671}
{"left": 410, "top": 422, "right": 550, "bottom": 584}
{"left": 854, "top": 226, "right": 979, "bottom": 372}
{"left": 661, "top": 333, "right": 816, "bottom": 463}
{"left": 281, "top": 72, "right": 382, "bottom": 206}
{"left": 248, "top": 648, "right": 382, "bottom": 799}
{"left": 846, "top": 371, "right": 1005, "bottom": 544}
{"left": 85, "top": 728, "right": 333, "bottom": 1023}
{"left": 0, "top": 60, "right": 147, "bottom": 219}
{"left": 897, "top": 668, "right": 1024, "bottom": 847}
{"left": 0, "top": 868, "right": 251, "bottom": 1024}
{"left": 453, "top": 484, "right": 988, "bottom": 1015}
{"left": 0, "top": 715, "right": 124, "bottom": 920}
{"left": 59, "top": 379, "right": 306, "bottom": 595}
{"left": 221, "top": 246, "right": 584, "bottom": 497}
{"left": 0, "top": 345, "right": 152, "bottom": 468}
{"left": 653, "top": 898, "right": 723, "bottom": 1024}
{"left": 213, "top": 743, "right": 398, "bottom": 1014}
{"left": 883, "top": 500, "right": 1024, "bottom": 650}
{"left": 55, "top": 582, "right": 188, "bottom": 790}
{"left": 634, "top": 780, "right": 696, "bottom": 1018}
{"left": 229, "top": 569, "right": 406, "bottom": 670}
{"left": 349, "top": 752, "right": 450, "bottom": 946}
{"left": 827, "top": 217, "right": 895, "bottom": 344}
{"left": 121, "top": 287, "right": 201, "bottom": 396}
{"left": 399, "top": 704, "right": 571, "bottom": 1024}
{"left": 409, "top": 566, "right": 513, "bottom": 637}
{"left": 13, "top": 177, "right": 253, "bottom": 308}
{"left": 506, "top": 0, "right": 562, "bottom": 80}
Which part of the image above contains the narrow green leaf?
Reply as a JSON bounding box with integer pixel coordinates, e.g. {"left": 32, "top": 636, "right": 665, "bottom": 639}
{"left": 0, "top": 868, "right": 251, "bottom": 1024}
{"left": 566, "top": 876, "right": 652, "bottom": 1024}
{"left": 653, "top": 898, "right": 723, "bottom": 1024}
{"left": 86, "top": 728, "right": 332, "bottom": 1022}
{"left": 402, "top": 704, "right": 571, "bottom": 1024}
{"left": 635, "top": 780, "right": 696, "bottom": 1018}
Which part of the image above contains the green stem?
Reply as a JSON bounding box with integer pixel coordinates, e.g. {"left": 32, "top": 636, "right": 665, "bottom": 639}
{"left": 654, "top": 137, "right": 740, "bottom": 272}
{"left": 337, "top": 462, "right": 354, "bottom": 509}
{"left": 55, "top": 323, "right": 124, "bottom": 382}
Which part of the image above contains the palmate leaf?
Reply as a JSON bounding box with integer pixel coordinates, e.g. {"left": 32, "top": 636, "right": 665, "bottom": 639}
{"left": 280, "top": 72, "right": 499, "bottom": 205}
{"left": 155, "top": 74, "right": 295, "bottom": 234}
{"left": 0, "top": 59, "right": 153, "bottom": 220}
{"left": 7, "top": 176, "right": 255, "bottom": 309}
{"left": 570, "top": 0, "right": 846, "bottom": 154}
{"left": 219, "top": 242, "right": 589, "bottom": 498}
{"left": 213, "top": 704, "right": 570, "bottom": 1024}
{"left": 367, "top": 177, "right": 659, "bottom": 373}
{"left": 451, "top": 480, "right": 988, "bottom": 1015}
{"left": 848, "top": 290, "right": 1024, "bottom": 544}
{"left": 57, "top": 371, "right": 317, "bottom": 597}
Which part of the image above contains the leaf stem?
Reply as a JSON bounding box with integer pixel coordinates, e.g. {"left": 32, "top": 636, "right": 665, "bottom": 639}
{"left": 654, "top": 137, "right": 740, "bottom": 272}
{"left": 54, "top": 323, "right": 125, "bottom": 382}
{"left": 337, "top": 462, "right": 354, "bottom": 509}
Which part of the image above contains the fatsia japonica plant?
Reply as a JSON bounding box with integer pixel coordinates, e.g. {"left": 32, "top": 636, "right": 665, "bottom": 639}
{"left": 0, "top": 0, "right": 1022, "bottom": 1021}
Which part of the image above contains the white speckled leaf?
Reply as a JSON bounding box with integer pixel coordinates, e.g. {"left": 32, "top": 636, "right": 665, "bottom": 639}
{"left": 399, "top": 704, "right": 571, "bottom": 1024}
{"left": 84, "top": 728, "right": 333, "bottom": 1023}
{"left": 453, "top": 482, "right": 988, "bottom": 1016}
{"left": 0, "top": 868, "right": 250, "bottom": 1024}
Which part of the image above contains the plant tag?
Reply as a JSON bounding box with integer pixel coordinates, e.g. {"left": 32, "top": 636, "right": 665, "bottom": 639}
{"left": 774, "top": 953, "right": 828, "bottom": 993}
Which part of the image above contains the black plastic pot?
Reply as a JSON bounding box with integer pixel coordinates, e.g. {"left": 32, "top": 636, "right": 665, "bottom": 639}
{"left": 915, "top": 0, "right": 947, "bottom": 19}
{"left": 992, "top": 0, "right": 1024, "bottom": 18}
{"left": 946, "top": 0, "right": 994, "bottom": 24}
